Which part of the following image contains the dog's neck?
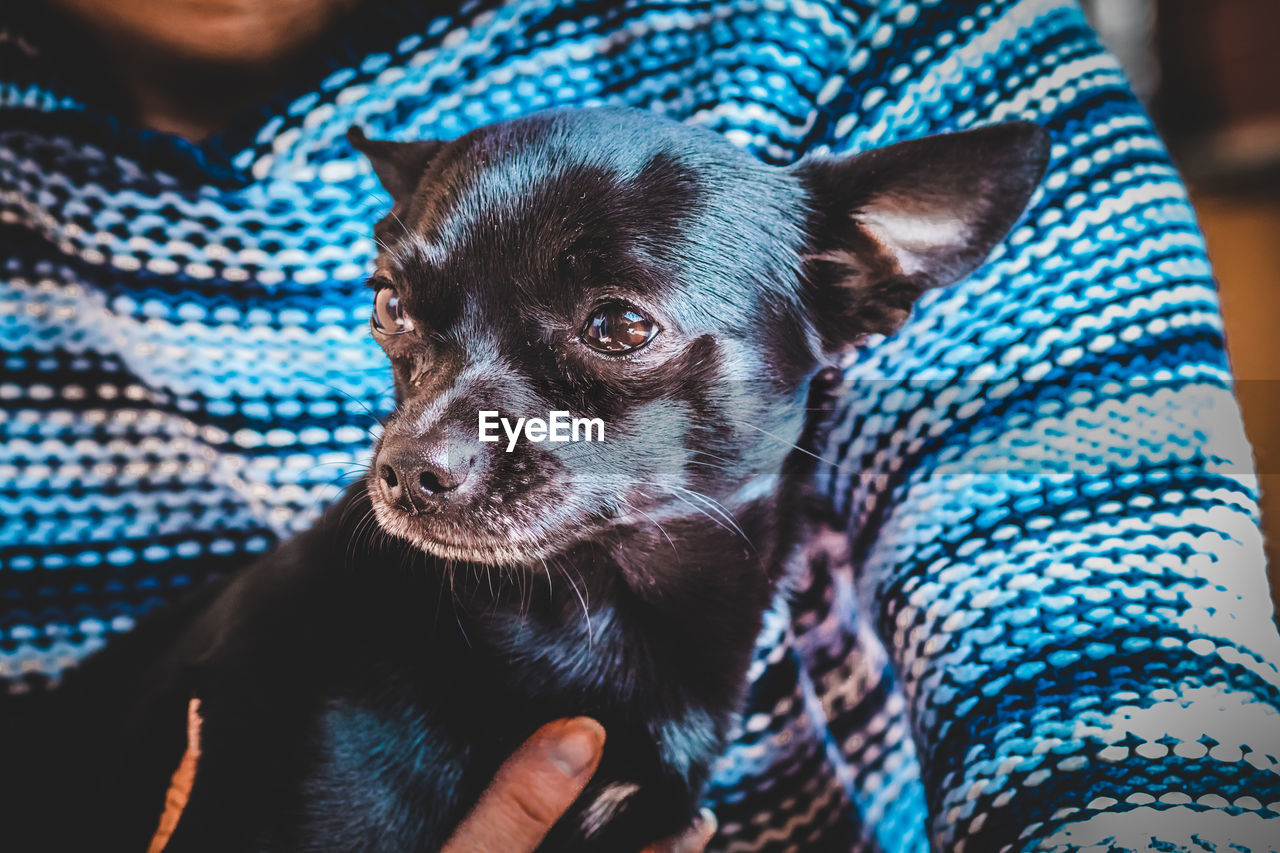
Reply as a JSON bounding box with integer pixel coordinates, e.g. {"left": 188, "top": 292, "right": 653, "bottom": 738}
{"left": 318, "top": 478, "right": 787, "bottom": 711}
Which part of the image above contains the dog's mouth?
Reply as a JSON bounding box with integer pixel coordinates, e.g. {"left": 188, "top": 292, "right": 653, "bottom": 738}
{"left": 366, "top": 482, "right": 601, "bottom": 566}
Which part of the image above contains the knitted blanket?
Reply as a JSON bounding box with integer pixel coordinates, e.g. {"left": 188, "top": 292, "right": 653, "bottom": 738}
{"left": 3, "top": 1, "right": 1278, "bottom": 849}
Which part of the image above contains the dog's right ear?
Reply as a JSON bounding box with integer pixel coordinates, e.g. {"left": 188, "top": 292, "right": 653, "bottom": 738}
{"left": 347, "top": 126, "right": 444, "bottom": 204}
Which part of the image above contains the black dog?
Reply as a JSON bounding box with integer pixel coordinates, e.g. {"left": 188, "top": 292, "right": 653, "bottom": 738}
{"left": 6, "top": 107, "right": 1048, "bottom": 851}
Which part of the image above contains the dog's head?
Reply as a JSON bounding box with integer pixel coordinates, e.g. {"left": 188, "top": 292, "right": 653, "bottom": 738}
{"left": 349, "top": 108, "right": 1048, "bottom": 570}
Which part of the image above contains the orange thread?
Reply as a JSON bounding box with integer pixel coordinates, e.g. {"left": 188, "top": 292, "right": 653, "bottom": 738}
{"left": 146, "top": 698, "right": 202, "bottom": 853}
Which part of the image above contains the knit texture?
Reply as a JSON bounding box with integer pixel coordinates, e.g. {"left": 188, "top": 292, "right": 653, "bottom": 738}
{"left": 3, "top": 1, "right": 1278, "bottom": 850}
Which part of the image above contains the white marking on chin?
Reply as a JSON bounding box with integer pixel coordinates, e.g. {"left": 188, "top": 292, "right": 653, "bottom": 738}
{"left": 368, "top": 494, "right": 563, "bottom": 567}
{"left": 580, "top": 782, "right": 641, "bottom": 838}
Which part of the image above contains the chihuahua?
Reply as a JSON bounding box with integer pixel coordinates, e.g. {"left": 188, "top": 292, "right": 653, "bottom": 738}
{"left": 7, "top": 107, "right": 1048, "bottom": 851}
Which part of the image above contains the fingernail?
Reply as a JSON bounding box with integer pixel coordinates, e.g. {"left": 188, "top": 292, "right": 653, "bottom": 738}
{"left": 547, "top": 719, "right": 604, "bottom": 778}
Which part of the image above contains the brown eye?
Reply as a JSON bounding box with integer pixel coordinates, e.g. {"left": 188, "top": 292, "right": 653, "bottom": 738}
{"left": 372, "top": 286, "right": 414, "bottom": 335}
{"left": 581, "top": 303, "right": 659, "bottom": 353}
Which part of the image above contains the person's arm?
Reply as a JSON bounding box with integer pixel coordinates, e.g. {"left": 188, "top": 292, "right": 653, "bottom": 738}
{"left": 807, "top": 3, "right": 1280, "bottom": 850}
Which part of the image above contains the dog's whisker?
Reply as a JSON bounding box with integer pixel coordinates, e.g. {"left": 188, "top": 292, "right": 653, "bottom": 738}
{"left": 636, "top": 485, "right": 739, "bottom": 542}
{"left": 556, "top": 561, "right": 593, "bottom": 645}
{"left": 335, "top": 222, "right": 396, "bottom": 256}
{"left": 732, "top": 420, "right": 866, "bottom": 476}
{"left": 689, "top": 448, "right": 738, "bottom": 466}
{"left": 617, "top": 497, "right": 680, "bottom": 559}
{"left": 626, "top": 479, "right": 753, "bottom": 547}
{"left": 681, "top": 460, "right": 735, "bottom": 474}
{"left": 344, "top": 505, "right": 377, "bottom": 571}
{"left": 300, "top": 468, "right": 364, "bottom": 517}
{"left": 538, "top": 557, "right": 556, "bottom": 606}
{"left": 298, "top": 378, "right": 389, "bottom": 428}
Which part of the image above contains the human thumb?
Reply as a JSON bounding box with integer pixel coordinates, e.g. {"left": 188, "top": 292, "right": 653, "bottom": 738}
{"left": 441, "top": 717, "right": 606, "bottom": 853}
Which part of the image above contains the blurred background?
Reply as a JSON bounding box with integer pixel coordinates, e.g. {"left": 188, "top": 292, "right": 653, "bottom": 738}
{"left": 1082, "top": 0, "right": 1280, "bottom": 617}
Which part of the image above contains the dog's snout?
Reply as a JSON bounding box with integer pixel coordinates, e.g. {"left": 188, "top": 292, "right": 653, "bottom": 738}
{"left": 376, "top": 430, "right": 479, "bottom": 509}
{"left": 417, "top": 439, "right": 475, "bottom": 493}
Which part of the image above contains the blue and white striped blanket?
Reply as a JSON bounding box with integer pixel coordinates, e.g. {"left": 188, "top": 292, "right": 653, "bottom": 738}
{"left": 3, "top": 1, "right": 1278, "bottom": 849}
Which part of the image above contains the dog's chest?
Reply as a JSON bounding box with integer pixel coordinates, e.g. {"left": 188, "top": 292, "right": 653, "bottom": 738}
{"left": 278, "top": 607, "right": 718, "bottom": 850}
{"left": 286, "top": 693, "right": 475, "bottom": 851}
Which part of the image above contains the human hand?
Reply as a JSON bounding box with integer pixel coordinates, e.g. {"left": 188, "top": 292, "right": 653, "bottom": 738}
{"left": 440, "top": 717, "right": 715, "bottom": 853}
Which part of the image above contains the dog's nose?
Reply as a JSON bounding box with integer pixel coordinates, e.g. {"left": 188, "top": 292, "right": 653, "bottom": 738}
{"left": 375, "top": 433, "right": 478, "bottom": 508}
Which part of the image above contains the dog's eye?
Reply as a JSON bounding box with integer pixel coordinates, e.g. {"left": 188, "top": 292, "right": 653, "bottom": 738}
{"left": 372, "top": 286, "right": 414, "bottom": 335}
{"left": 581, "top": 303, "right": 659, "bottom": 353}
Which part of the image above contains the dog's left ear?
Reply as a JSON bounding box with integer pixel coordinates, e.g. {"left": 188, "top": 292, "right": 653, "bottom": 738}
{"left": 347, "top": 126, "right": 444, "bottom": 203}
{"left": 792, "top": 122, "right": 1050, "bottom": 351}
